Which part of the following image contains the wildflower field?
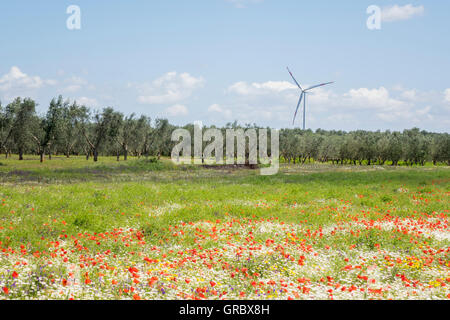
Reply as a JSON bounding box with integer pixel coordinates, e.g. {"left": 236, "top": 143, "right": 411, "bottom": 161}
{"left": 0, "top": 157, "right": 448, "bottom": 300}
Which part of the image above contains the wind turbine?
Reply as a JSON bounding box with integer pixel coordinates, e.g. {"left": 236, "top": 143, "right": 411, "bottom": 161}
{"left": 287, "top": 67, "right": 334, "bottom": 130}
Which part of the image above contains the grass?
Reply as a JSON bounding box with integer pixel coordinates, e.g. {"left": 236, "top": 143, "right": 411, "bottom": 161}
{"left": 0, "top": 156, "right": 448, "bottom": 300}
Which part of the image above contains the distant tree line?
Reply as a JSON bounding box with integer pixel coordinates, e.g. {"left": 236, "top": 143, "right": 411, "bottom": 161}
{"left": 0, "top": 96, "right": 449, "bottom": 166}
{"left": 280, "top": 128, "right": 449, "bottom": 166}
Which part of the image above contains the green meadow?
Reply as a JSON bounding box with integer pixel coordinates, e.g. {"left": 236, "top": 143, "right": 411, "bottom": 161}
{"left": 1, "top": 156, "right": 448, "bottom": 251}
{"left": 0, "top": 156, "right": 448, "bottom": 300}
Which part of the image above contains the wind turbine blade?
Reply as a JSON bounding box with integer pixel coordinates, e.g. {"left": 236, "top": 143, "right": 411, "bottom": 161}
{"left": 305, "top": 82, "right": 334, "bottom": 91}
{"left": 292, "top": 92, "right": 304, "bottom": 125}
{"left": 286, "top": 67, "right": 303, "bottom": 91}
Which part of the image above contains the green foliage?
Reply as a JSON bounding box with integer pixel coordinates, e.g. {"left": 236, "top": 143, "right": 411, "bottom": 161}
{"left": 0, "top": 96, "right": 448, "bottom": 166}
{"left": 0, "top": 156, "right": 448, "bottom": 251}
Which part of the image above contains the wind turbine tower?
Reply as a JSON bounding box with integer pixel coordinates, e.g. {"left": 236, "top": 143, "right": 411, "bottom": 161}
{"left": 287, "top": 67, "right": 334, "bottom": 130}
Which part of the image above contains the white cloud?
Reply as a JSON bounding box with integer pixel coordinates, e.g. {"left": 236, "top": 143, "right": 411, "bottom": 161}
{"left": 401, "top": 89, "right": 417, "bottom": 101}
{"left": 376, "top": 105, "right": 432, "bottom": 123}
{"left": 227, "top": 82, "right": 253, "bottom": 95}
{"left": 132, "top": 72, "right": 204, "bottom": 105}
{"left": 228, "top": 81, "right": 296, "bottom": 95}
{"left": 339, "top": 87, "right": 437, "bottom": 123}
{"left": 64, "top": 85, "right": 82, "bottom": 93}
{"left": 253, "top": 81, "right": 297, "bottom": 93}
{"left": 416, "top": 105, "right": 432, "bottom": 116}
{"left": 62, "top": 76, "right": 90, "bottom": 93}
{"left": 68, "top": 76, "right": 87, "bottom": 86}
{"left": 343, "top": 87, "right": 406, "bottom": 110}
{"left": 0, "top": 66, "right": 56, "bottom": 91}
{"left": 381, "top": 4, "right": 424, "bottom": 22}
{"left": 220, "top": 78, "right": 448, "bottom": 130}
{"left": 75, "top": 97, "right": 99, "bottom": 107}
{"left": 306, "top": 87, "right": 335, "bottom": 106}
{"left": 326, "top": 113, "right": 359, "bottom": 125}
{"left": 208, "top": 103, "right": 232, "bottom": 118}
{"left": 166, "top": 104, "right": 188, "bottom": 116}
{"left": 444, "top": 89, "right": 450, "bottom": 103}
{"left": 226, "top": 0, "right": 263, "bottom": 8}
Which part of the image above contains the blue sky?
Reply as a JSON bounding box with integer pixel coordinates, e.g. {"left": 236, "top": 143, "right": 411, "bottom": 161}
{"left": 0, "top": 0, "right": 449, "bottom": 131}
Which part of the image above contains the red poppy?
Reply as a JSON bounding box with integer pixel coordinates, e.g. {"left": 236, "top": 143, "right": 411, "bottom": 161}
{"left": 128, "top": 267, "right": 139, "bottom": 273}
{"left": 148, "top": 277, "right": 158, "bottom": 286}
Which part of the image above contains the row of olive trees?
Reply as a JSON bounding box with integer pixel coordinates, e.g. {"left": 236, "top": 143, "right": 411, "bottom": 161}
{"left": 0, "top": 96, "right": 176, "bottom": 162}
{"left": 280, "top": 128, "right": 450, "bottom": 166}
{"left": 1, "top": 96, "right": 449, "bottom": 165}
